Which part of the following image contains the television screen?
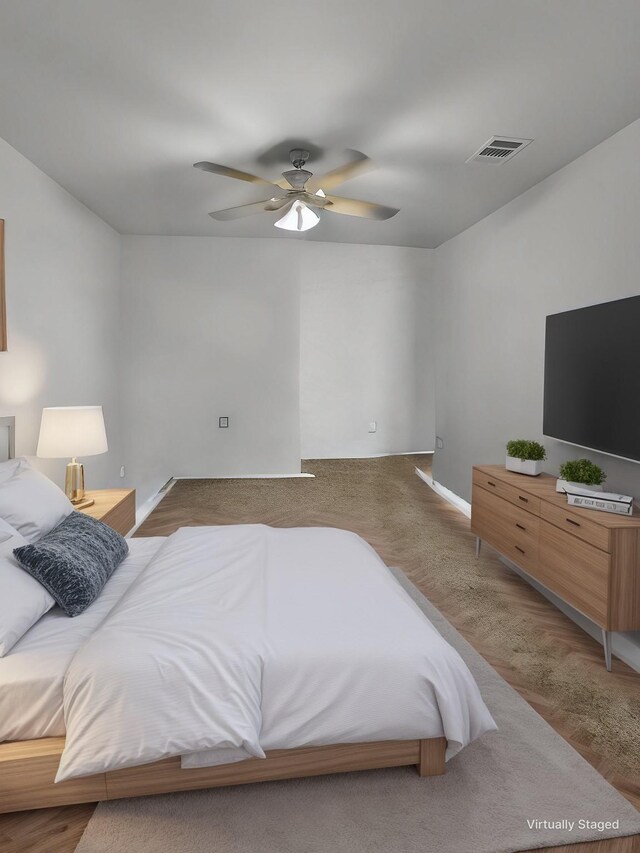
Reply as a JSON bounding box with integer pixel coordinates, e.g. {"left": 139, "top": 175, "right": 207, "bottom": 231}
{"left": 543, "top": 295, "right": 640, "bottom": 463}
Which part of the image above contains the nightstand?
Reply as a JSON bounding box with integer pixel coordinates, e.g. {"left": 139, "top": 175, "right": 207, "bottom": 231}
{"left": 77, "top": 489, "right": 136, "bottom": 537}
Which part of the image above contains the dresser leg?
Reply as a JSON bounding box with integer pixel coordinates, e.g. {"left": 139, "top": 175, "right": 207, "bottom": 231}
{"left": 475, "top": 537, "right": 481, "bottom": 559}
{"left": 602, "top": 629, "right": 612, "bottom": 672}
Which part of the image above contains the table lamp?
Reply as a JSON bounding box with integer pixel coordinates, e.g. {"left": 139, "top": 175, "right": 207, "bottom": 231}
{"left": 37, "top": 406, "right": 108, "bottom": 509}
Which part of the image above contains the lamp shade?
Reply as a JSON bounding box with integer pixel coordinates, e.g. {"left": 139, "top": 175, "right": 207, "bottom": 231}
{"left": 37, "top": 406, "right": 108, "bottom": 459}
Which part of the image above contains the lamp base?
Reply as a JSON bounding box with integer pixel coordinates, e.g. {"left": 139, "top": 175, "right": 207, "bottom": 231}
{"left": 65, "top": 458, "right": 86, "bottom": 504}
{"left": 72, "top": 497, "right": 95, "bottom": 510}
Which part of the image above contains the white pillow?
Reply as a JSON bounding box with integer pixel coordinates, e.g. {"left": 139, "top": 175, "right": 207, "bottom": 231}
{"left": 0, "top": 456, "right": 26, "bottom": 483}
{"left": 0, "top": 516, "right": 20, "bottom": 542}
{"left": 0, "top": 532, "right": 55, "bottom": 656}
{"left": 0, "top": 464, "right": 73, "bottom": 543}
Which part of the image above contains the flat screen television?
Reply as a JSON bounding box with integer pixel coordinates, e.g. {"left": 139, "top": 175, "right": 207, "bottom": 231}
{"left": 543, "top": 294, "right": 640, "bottom": 463}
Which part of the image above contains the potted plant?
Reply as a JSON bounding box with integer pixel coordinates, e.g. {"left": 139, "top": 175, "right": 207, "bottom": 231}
{"left": 505, "top": 439, "right": 546, "bottom": 476}
{"left": 556, "top": 458, "right": 606, "bottom": 493}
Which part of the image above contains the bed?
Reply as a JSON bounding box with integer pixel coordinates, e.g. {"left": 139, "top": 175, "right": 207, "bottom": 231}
{"left": 0, "top": 538, "right": 164, "bottom": 742}
{"left": 0, "top": 450, "right": 496, "bottom": 813}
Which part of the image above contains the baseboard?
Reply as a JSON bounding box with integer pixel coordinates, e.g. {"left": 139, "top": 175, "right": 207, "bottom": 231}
{"left": 128, "top": 478, "right": 176, "bottom": 536}
{"left": 175, "top": 473, "right": 315, "bottom": 480}
{"left": 414, "top": 467, "right": 471, "bottom": 518}
{"left": 303, "top": 450, "right": 435, "bottom": 460}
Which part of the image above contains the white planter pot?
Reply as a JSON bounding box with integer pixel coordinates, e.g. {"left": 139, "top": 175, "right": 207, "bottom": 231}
{"left": 505, "top": 455, "right": 543, "bottom": 476}
{"left": 556, "top": 479, "right": 604, "bottom": 494}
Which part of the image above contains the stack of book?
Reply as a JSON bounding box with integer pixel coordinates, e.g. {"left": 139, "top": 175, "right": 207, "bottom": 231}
{"left": 563, "top": 485, "right": 634, "bottom": 516}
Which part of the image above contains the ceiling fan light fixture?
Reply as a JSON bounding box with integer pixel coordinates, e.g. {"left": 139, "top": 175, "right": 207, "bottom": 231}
{"left": 274, "top": 201, "right": 320, "bottom": 232}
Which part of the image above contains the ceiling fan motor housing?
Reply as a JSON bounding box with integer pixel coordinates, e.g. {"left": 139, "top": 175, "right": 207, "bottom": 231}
{"left": 289, "top": 148, "right": 310, "bottom": 169}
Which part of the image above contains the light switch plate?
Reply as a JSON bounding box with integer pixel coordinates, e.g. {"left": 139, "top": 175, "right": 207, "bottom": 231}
{"left": 219, "top": 416, "right": 229, "bottom": 428}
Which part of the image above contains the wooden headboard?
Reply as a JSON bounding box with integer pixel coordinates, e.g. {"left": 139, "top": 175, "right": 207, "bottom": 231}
{"left": 0, "top": 416, "right": 15, "bottom": 462}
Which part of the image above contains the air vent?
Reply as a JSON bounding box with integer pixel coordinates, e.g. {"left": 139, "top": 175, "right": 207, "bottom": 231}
{"left": 467, "top": 136, "right": 533, "bottom": 164}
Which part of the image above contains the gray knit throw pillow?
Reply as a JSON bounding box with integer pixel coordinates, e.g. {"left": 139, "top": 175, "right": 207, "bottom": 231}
{"left": 13, "top": 511, "right": 129, "bottom": 616}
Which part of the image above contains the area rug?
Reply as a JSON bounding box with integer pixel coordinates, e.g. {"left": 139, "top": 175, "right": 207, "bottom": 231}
{"left": 76, "top": 566, "right": 640, "bottom": 853}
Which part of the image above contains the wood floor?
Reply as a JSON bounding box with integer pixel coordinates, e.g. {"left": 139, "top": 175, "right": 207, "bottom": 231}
{"left": 2, "top": 455, "right": 638, "bottom": 853}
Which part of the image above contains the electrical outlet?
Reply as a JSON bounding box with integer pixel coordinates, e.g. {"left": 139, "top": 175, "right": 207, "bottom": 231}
{"left": 436, "top": 436, "right": 444, "bottom": 449}
{"left": 219, "top": 416, "right": 229, "bottom": 428}
{"left": 368, "top": 421, "right": 377, "bottom": 433}
{"left": 119, "top": 466, "right": 125, "bottom": 478}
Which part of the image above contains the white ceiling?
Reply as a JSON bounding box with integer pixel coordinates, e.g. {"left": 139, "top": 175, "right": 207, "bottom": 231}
{"left": 1, "top": 1, "right": 640, "bottom": 248}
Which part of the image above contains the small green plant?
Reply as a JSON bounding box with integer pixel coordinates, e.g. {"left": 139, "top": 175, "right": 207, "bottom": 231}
{"left": 559, "top": 458, "right": 606, "bottom": 486}
{"left": 506, "top": 439, "right": 547, "bottom": 462}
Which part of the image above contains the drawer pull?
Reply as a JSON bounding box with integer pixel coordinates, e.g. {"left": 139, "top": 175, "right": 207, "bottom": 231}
{"left": 515, "top": 523, "right": 526, "bottom": 531}
{"left": 518, "top": 496, "right": 528, "bottom": 503}
{"left": 566, "top": 518, "right": 581, "bottom": 527}
{"left": 515, "top": 545, "right": 525, "bottom": 554}
{"left": 487, "top": 480, "right": 496, "bottom": 487}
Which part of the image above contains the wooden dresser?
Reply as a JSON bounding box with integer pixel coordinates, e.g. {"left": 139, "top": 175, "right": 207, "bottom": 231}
{"left": 471, "top": 465, "right": 640, "bottom": 670}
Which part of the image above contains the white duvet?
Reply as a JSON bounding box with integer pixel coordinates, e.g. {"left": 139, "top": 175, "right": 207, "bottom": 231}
{"left": 56, "top": 525, "right": 496, "bottom": 782}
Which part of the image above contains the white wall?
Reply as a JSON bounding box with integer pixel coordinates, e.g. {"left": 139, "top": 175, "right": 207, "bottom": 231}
{"left": 0, "top": 137, "right": 122, "bottom": 489}
{"left": 432, "top": 119, "right": 640, "bottom": 671}
{"left": 120, "top": 237, "right": 436, "bottom": 503}
{"left": 433, "top": 116, "right": 640, "bottom": 503}
{"left": 300, "top": 243, "right": 434, "bottom": 458}
{"left": 119, "top": 237, "right": 302, "bottom": 503}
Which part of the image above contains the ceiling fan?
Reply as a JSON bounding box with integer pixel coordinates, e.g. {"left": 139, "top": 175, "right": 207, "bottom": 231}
{"left": 194, "top": 148, "right": 399, "bottom": 232}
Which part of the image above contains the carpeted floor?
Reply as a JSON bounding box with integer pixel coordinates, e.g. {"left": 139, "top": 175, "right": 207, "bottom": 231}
{"left": 137, "top": 455, "right": 640, "bottom": 788}
{"left": 76, "top": 564, "right": 640, "bottom": 853}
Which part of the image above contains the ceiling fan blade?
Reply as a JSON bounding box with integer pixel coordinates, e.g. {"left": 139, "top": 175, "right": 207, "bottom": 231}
{"left": 306, "top": 154, "right": 374, "bottom": 193}
{"left": 194, "top": 161, "right": 280, "bottom": 190}
{"left": 322, "top": 195, "right": 399, "bottom": 221}
{"left": 208, "top": 198, "right": 286, "bottom": 221}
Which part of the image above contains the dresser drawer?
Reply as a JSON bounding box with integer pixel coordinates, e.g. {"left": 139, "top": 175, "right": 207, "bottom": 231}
{"left": 541, "top": 502, "right": 610, "bottom": 553}
{"left": 472, "top": 485, "right": 539, "bottom": 573}
{"left": 538, "top": 521, "right": 610, "bottom": 626}
{"left": 472, "top": 469, "right": 540, "bottom": 516}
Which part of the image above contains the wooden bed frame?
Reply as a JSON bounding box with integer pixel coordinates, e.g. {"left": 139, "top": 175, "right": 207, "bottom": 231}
{"left": 0, "top": 735, "right": 446, "bottom": 813}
